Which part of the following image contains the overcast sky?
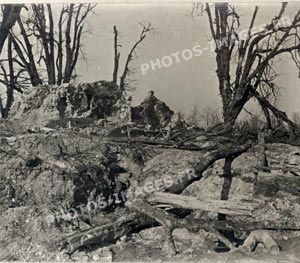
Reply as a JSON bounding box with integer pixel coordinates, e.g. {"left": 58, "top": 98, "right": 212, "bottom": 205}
{"left": 72, "top": 2, "right": 300, "bottom": 118}
{"left": 4, "top": 3, "right": 300, "bottom": 119}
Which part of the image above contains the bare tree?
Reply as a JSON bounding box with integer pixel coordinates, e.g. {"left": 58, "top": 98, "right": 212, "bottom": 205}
{"left": 187, "top": 105, "right": 221, "bottom": 128}
{"left": 194, "top": 3, "right": 300, "bottom": 133}
{"left": 0, "top": 5, "right": 25, "bottom": 119}
{"left": 9, "top": 16, "right": 42, "bottom": 86}
{"left": 8, "top": 4, "right": 95, "bottom": 87}
{"left": 187, "top": 105, "right": 201, "bottom": 127}
{"left": 0, "top": 4, "right": 94, "bottom": 118}
{"left": 0, "top": 4, "right": 22, "bottom": 54}
{"left": 30, "top": 4, "right": 56, "bottom": 84}
{"left": 191, "top": 2, "right": 300, "bottom": 223}
{"left": 292, "top": 112, "right": 300, "bottom": 126}
{"left": 0, "top": 35, "right": 25, "bottom": 118}
{"left": 112, "top": 23, "right": 153, "bottom": 91}
{"left": 112, "top": 25, "right": 120, "bottom": 85}
{"left": 62, "top": 4, "right": 95, "bottom": 84}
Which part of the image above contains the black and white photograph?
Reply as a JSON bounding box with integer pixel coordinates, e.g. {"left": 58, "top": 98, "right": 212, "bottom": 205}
{"left": 1, "top": 1, "right": 300, "bottom": 262}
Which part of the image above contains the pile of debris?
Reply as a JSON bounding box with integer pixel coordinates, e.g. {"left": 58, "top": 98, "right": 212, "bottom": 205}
{"left": 131, "top": 90, "right": 174, "bottom": 129}
{"left": 1, "top": 81, "right": 300, "bottom": 262}
{"left": 10, "top": 81, "right": 123, "bottom": 128}
{"left": 10, "top": 82, "right": 187, "bottom": 139}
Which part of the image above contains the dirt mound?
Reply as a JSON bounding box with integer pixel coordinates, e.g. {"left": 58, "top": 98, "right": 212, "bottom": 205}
{"left": 132, "top": 90, "right": 174, "bottom": 129}
{"left": 2, "top": 84, "right": 300, "bottom": 261}
{"left": 1, "top": 121, "right": 300, "bottom": 261}
{"left": 10, "top": 81, "right": 122, "bottom": 128}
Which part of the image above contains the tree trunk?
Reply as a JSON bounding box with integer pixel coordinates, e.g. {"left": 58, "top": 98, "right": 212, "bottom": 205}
{"left": 16, "top": 18, "right": 43, "bottom": 86}
{"left": 56, "top": 9, "right": 64, "bottom": 85}
{"left": 46, "top": 4, "right": 56, "bottom": 85}
{"left": 218, "top": 156, "right": 234, "bottom": 221}
{"left": 60, "top": 170, "right": 300, "bottom": 253}
{"left": 32, "top": 4, "right": 56, "bottom": 85}
{"left": 63, "top": 4, "right": 74, "bottom": 84}
{"left": 112, "top": 25, "right": 120, "bottom": 85}
{"left": 165, "top": 141, "right": 252, "bottom": 194}
{"left": 3, "top": 36, "right": 14, "bottom": 119}
{"left": 54, "top": 142, "right": 252, "bottom": 252}
{"left": 222, "top": 101, "right": 246, "bottom": 128}
{"left": 257, "top": 129, "right": 270, "bottom": 172}
{"left": 0, "top": 5, "right": 22, "bottom": 55}
{"left": 55, "top": 212, "right": 155, "bottom": 252}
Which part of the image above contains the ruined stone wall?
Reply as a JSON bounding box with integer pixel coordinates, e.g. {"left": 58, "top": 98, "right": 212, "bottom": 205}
{"left": 10, "top": 81, "right": 123, "bottom": 128}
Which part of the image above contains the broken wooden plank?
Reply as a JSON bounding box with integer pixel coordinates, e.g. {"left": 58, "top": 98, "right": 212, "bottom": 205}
{"left": 51, "top": 211, "right": 155, "bottom": 253}
{"left": 147, "top": 192, "right": 255, "bottom": 216}
{"left": 57, "top": 204, "right": 300, "bottom": 254}
{"left": 49, "top": 141, "right": 253, "bottom": 253}
{"left": 126, "top": 200, "right": 178, "bottom": 255}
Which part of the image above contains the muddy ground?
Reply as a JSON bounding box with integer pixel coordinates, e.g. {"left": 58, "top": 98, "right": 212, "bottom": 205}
{"left": 1, "top": 121, "right": 300, "bottom": 262}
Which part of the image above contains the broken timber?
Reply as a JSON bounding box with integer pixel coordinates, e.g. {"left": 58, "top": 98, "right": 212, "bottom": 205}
{"left": 57, "top": 140, "right": 300, "bottom": 253}
{"left": 147, "top": 192, "right": 255, "bottom": 216}
{"left": 53, "top": 141, "right": 253, "bottom": 253}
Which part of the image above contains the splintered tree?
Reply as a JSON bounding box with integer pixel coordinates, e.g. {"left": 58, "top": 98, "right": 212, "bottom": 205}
{"left": 112, "top": 25, "right": 120, "bottom": 85}
{"left": 0, "top": 4, "right": 95, "bottom": 118}
{"left": 112, "top": 23, "right": 153, "bottom": 91}
{"left": 0, "top": 35, "right": 23, "bottom": 118}
{"left": 192, "top": 3, "right": 300, "bottom": 133}
{"left": 191, "top": 2, "right": 300, "bottom": 236}
{"left": 9, "top": 4, "right": 95, "bottom": 87}
{"left": 0, "top": 4, "right": 23, "bottom": 118}
{"left": 0, "top": 4, "right": 22, "bottom": 54}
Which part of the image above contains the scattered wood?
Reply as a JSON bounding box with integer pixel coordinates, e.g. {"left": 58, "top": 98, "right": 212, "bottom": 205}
{"left": 147, "top": 192, "right": 255, "bottom": 216}
{"left": 52, "top": 140, "right": 252, "bottom": 253}
{"left": 57, "top": 195, "right": 300, "bottom": 254}
{"left": 53, "top": 140, "right": 300, "bottom": 255}
{"left": 54, "top": 212, "right": 154, "bottom": 253}
{"left": 109, "top": 136, "right": 218, "bottom": 152}
{"left": 127, "top": 199, "right": 241, "bottom": 254}
{"left": 167, "top": 140, "right": 252, "bottom": 194}
{"left": 127, "top": 199, "right": 178, "bottom": 255}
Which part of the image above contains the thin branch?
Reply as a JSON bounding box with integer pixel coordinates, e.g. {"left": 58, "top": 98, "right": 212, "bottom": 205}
{"left": 119, "top": 23, "right": 153, "bottom": 91}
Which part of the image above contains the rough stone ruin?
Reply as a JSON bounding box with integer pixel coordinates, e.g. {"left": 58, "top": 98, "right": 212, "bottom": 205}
{"left": 1, "top": 81, "right": 300, "bottom": 262}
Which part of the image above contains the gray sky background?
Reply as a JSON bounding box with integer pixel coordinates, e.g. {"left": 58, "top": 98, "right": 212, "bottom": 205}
{"left": 73, "top": 2, "right": 300, "bottom": 118}
{"left": 3, "top": 3, "right": 300, "bottom": 119}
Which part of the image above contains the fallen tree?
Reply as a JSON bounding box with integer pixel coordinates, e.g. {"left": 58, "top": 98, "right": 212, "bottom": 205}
{"left": 52, "top": 138, "right": 300, "bottom": 255}
{"left": 250, "top": 88, "right": 300, "bottom": 135}
{"left": 53, "top": 141, "right": 253, "bottom": 252}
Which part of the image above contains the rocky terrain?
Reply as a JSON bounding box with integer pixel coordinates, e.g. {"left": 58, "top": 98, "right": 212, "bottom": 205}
{"left": 1, "top": 81, "right": 300, "bottom": 262}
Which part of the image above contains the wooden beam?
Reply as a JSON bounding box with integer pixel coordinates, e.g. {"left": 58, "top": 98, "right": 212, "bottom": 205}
{"left": 147, "top": 192, "right": 255, "bottom": 216}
